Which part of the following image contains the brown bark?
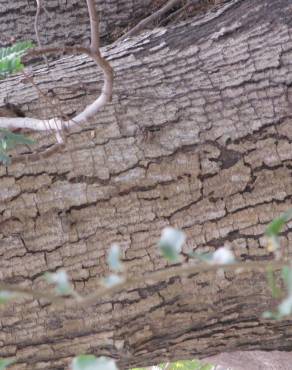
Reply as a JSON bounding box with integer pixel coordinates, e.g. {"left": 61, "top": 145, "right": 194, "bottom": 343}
{"left": 0, "top": 0, "right": 292, "bottom": 368}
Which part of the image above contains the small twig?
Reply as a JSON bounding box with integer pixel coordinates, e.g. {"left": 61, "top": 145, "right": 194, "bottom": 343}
{"left": 0, "top": 282, "right": 65, "bottom": 304}
{"left": 34, "top": 0, "right": 49, "bottom": 67}
{"left": 157, "top": 0, "right": 191, "bottom": 27}
{"left": 86, "top": 0, "right": 100, "bottom": 52}
{"left": 119, "top": 0, "right": 182, "bottom": 41}
{"left": 0, "top": 260, "right": 286, "bottom": 309}
{"left": 77, "top": 260, "right": 286, "bottom": 307}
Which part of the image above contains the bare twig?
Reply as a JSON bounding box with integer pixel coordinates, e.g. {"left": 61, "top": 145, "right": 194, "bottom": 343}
{"left": 86, "top": 0, "right": 100, "bottom": 52}
{"left": 0, "top": 260, "right": 286, "bottom": 309}
{"left": 119, "top": 0, "right": 181, "bottom": 41}
{"left": 34, "top": 0, "right": 49, "bottom": 67}
{"left": 0, "top": 282, "right": 65, "bottom": 304}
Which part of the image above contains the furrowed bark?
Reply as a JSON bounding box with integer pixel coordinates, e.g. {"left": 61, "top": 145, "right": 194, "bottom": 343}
{"left": 0, "top": 0, "right": 153, "bottom": 47}
{"left": 0, "top": 0, "right": 292, "bottom": 368}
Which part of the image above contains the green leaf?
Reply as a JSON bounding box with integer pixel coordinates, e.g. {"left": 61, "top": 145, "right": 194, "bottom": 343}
{"left": 0, "top": 129, "right": 35, "bottom": 147}
{"left": 0, "top": 129, "right": 34, "bottom": 166}
{"left": 72, "top": 355, "right": 118, "bottom": 370}
{"left": 0, "top": 41, "right": 33, "bottom": 78}
{"left": 266, "top": 266, "right": 281, "bottom": 299}
{"left": 107, "top": 244, "right": 124, "bottom": 272}
{"left": 266, "top": 209, "right": 292, "bottom": 237}
{"left": 159, "top": 359, "right": 214, "bottom": 370}
{"left": 0, "top": 358, "right": 15, "bottom": 370}
{"left": 266, "top": 218, "right": 286, "bottom": 237}
{"left": 281, "top": 266, "right": 292, "bottom": 295}
{"left": 44, "top": 270, "right": 73, "bottom": 296}
{"left": 159, "top": 227, "right": 186, "bottom": 262}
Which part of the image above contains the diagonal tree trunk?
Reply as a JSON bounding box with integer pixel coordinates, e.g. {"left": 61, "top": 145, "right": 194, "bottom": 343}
{"left": 0, "top": 0, "right": 292, "bottom": 368}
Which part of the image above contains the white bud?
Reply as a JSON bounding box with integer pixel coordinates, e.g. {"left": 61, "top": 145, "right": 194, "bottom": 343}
{"left": 211, "top": 247, "right": 235, "bottom": 265}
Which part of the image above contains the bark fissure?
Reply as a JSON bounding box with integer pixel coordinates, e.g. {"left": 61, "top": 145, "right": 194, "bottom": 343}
{"left": 0, "top": 0, "right": 292, "bottom": 368}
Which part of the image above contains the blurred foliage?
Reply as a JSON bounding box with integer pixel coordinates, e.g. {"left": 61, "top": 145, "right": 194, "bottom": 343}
{"left": 264, "top": 209, "right": 292, "bottom": 319}
{"left": 0, "top": 128, "right": 34, "bottom": 165}
{"left": 0, "top": 41, "right": 33, "bottom": 79}
{"left": 0, "top": 359, "right": 15, "bottom": 370}
{"left": 131, "top": 359, "right": 214, "bottom": 370}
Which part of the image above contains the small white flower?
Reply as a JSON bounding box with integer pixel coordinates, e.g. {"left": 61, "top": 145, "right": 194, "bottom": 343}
{"left": 278, "top": 296, "right": 292, "bottom": 317}
{"left": 160, "top": 227, "right": 186, "bottom": 253}
{"left": 211, "top": 247, "right": 235, "bottom": 265}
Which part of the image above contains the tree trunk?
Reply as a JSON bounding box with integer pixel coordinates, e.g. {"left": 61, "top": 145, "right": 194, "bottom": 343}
{"left": 0, "top": 0, "right": 153, "bottom": 47}
{"left": 1, "top": 0, "right": 292, "bottom": 368}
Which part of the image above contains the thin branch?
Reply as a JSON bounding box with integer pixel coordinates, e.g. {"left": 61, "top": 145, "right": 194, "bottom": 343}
{"left": 0, "top": 282, "right": 65, "bottom": 304}
{"left": 34, "top": 0, "right": 49, "bottom": 67}
{"left": 0, "top": 0, "right": 113, "bottom": 144}
{"left": 86, "top": 0, "right": 100, "bottom": 52}
{"left": 119, "top": 0, "right": 181, "bottom": 41}
{"left": 0, "top": 260, "right": 286, "bottom": 309}
{"left": 77, "top": 259, "right": 286, "bottom": 307}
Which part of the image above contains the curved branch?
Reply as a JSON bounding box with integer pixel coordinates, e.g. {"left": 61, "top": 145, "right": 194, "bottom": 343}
{"left": 0, "top": 0, "right": 113, "bottom": 143}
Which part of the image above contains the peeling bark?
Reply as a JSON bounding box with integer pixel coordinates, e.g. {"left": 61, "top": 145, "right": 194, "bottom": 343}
{"left": 0, "top": 0, "right": 292, "bottom": 368}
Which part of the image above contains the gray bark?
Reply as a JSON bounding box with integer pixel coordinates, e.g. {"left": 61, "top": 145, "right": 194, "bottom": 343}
{"left": 0, "top": 0, "right": 153, "bottom": 47}
{"left": 0, "top": 0, "right": 292, "bottom": 368}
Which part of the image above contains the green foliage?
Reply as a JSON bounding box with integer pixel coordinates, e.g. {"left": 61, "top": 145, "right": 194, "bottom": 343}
{"left": 164, "top": 359, "right": 213, "bottom": 370}
{"left": 265, "top": 209, "right": 292, "bottom": 252}
{"left": 72, "top": 355, "right": 117, "bottom": 370}
{"left": 0, "top": 129, "right": 34, "bottom": 165}
{"left": 263, "top": 209, "right": 292, "bottom": 319}
{"left": 266, "top": 266, "right": 281, "bottom": 299}
{"left": 0, "top": 359, "right": 15, "bottom": 370}
{"left": 131, "top": 359, "right": 213, "bottom": 370}
{"left": 0, "top": 41, "right": 35, "bottom": 165}
{"left": 0, "top": 41, "right": 33, "bottom": 78}
{"left": 266, "top": 209, "right": 292, "bottom": 237}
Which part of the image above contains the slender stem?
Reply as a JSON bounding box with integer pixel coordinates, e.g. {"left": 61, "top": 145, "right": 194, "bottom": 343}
{"left": 119, "top": 0, "right": 181, "bottom": 41}
{"left": 34, "top": 0, "right": 49, "bottom": 67}
{"left": 86, "top": 0, "right": 100, "bottom": 52}
{"left": 0, "top": 283, "right": 64, "bottom": 303}
{"left": 0, "top": 260, "right": 286, "bottom": 309}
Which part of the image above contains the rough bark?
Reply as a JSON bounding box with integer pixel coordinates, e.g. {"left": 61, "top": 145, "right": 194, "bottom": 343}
{"left": 206, "top": 351, "right": 292, "bottom": 370}
{"left": 0, "top": 0, "right": 292, "bottom": 368}
{"left": 0, "top": 0, "right": 153, "bottom": 47}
